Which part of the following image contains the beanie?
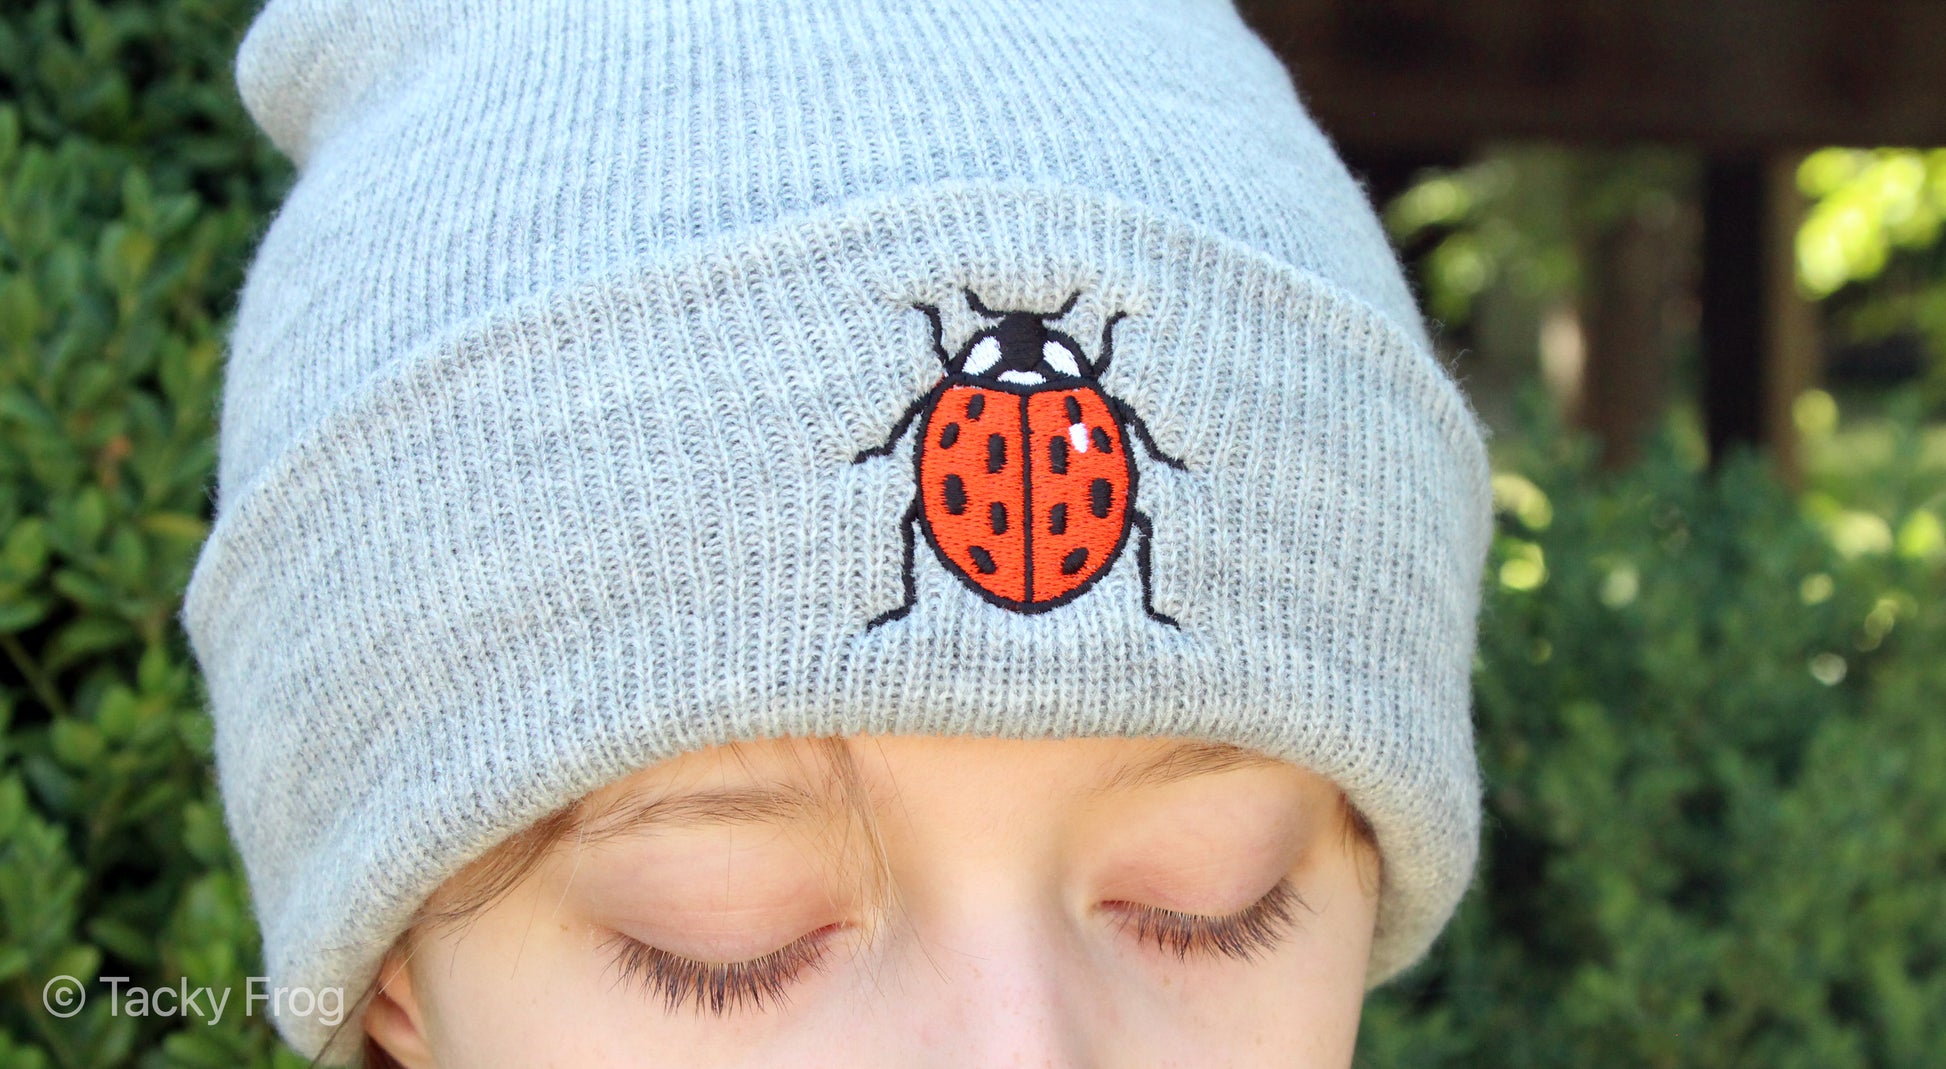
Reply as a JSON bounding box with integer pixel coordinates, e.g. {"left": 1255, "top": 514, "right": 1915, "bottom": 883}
{"left": 181, "top": 0, "right": 1495, "bottom": 1058}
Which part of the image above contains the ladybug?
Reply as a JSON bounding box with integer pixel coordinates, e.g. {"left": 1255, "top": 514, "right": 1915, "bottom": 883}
{"left": 853, "top": 289, "right": 1187, "bottom": 630}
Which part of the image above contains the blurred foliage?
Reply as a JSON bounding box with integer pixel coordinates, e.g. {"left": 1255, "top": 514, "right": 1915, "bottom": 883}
{"left": 2, "top": 1, "right": 1944, "bottom": 1067}
{"left": 0, "top": 0, "right": 301, "bottom": 1066}
{"left": 1389, "top": 143, "right": 1946, "bottom": 404}
{"left": 1796, "top": 148, "right": 1946, "bottom": 402}
{"left": 1383, "top": 145, "right": 1693, "bottom": 330}
{"left": 1361, "top": 387, "right": 1946, "bottom": 1068}
{"left": 1796, "top": 149, "right": 1946, "bottom": 299}
{"left": 1795, "top": 387, "right": 1946, "bottom": 558}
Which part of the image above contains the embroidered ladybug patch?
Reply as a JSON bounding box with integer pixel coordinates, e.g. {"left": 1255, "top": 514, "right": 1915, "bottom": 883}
{"left": 854, "top": 289, "right": 1187, "bottom": 630}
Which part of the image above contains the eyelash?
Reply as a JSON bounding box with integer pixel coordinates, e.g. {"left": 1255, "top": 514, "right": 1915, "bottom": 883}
{"left": 603, "top": 924, "right": 842, "bottom": 1016}
{"left": 604, "top": 879, "right": 1304, "bottom": 1016}
{"left": 1100, "top": 877, "right": 1305, "bottom": 963}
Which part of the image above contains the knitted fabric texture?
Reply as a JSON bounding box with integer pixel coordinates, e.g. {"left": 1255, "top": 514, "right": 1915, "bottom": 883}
{"left": 181, "top": 0, "right": 1495, "bottom": 1058}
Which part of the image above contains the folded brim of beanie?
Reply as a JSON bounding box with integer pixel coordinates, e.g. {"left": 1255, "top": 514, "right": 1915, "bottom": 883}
{"left": 182, "top": 179, "right": 1492, "bottom": 1061}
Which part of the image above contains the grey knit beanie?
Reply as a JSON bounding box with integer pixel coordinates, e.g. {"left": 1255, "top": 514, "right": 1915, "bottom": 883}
{"left": 181, "top": 0, "right": 1494, "bottom": 1058}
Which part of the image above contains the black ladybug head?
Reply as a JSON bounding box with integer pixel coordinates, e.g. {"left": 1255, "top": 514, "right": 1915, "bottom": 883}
{"left": 952, "top": 289, "right": 1094, "bottom": 386}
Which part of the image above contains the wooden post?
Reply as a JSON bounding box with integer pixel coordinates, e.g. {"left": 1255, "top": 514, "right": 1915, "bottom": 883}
{"left": 1764, "top": 154, "right": 1819, "bottom": 489}
{"left": 1578, "top": 194, "right": 1693, "bottom": 469}
{"left": 1699, "top": 154, "right": 1816, "bottom": 483}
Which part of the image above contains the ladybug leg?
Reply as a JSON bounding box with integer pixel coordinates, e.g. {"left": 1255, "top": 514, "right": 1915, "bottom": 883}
{"left": 1129, "top": 507, "right": 1181, "bottom": 629}
{"left": 864, "top": 496, "right": 924, "bottom": 631}
{"left": 853, "top": 389, "right": 934, "bottom": 463}
{"left": 1094, "top": 310, "right": 1128, "bottom": 377}
{"left": 1109, "top": 396, "right": 1189, "bottom": 471}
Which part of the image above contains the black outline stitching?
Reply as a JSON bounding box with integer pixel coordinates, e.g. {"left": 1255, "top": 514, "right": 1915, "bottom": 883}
{"left": 1018, "top": 392, "right": 1035, "bottom": 600}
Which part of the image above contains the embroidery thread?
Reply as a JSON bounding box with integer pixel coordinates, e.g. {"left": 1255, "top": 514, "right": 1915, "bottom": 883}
{"left": 854, "top": 289, "right": 1187, "bottom": 629}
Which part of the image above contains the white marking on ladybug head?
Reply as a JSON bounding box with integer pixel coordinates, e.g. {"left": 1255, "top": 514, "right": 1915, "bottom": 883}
{"left": 1069, "top": 423, "right": 1089, "bottom": 452}
{"left": 1042, "top": 340, "right": 1081, "bottom": 378}
{"left": 962, "top": 336, "right": 1002, "bottom": 376}
{"left": 998, "top": 369, "right": 1046, "bottom": 385}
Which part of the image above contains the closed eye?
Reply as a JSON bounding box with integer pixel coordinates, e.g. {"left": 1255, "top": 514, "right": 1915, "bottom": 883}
{"left": 603, "top": 923, "right": 846, "bottom": 1017}
{"left": 1099, "top": 878, "right": 1308, "bottom": 963}
{"left": 600, "top": 880, "right": 1302, "bottom": 1019}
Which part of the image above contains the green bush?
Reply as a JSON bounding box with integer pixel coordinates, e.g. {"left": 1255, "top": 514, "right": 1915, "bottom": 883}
{"left": 3, "top": 3, "right": 1944, "bottom": 1067}
{"left": 1360, "top": 392, "right": 1946, "bottom": 1068}
{"left": 0, "top": 1, "right": 297, "bottom": 1066}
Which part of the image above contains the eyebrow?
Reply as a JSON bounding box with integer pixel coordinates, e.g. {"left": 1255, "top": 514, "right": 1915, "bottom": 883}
{"left": 1089, "top": 740, "right": 1287, "bottom": 795}
{"left": 576, "top": 783, "right": 827, "bottom": 842}
{"left": 574, "top": 740, "right": 1285, "bottom": 839}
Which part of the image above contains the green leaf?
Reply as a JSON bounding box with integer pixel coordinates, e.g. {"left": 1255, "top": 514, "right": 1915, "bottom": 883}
{"left": 0, "top": 945, "right": 30, "bottom": 983}
{"left": 71, "top": 485, "right": 110, "bottom": 547}
{"left": 0, "top": 274, "right": 41, "bottom": 351}
{"left": 49, "top": 719, "right": 103, "bottom": 767}
{"left": 136, "top": 640, "right": 174, "bottom": 694}
{"left": 85, "top": 916, "right": 156, "bottom": 968}
{"left": 0, "top": 104, "right": 19, "bottom": 169}
{"left": 0, "top": 775, "right": 27, "bottom": 837}
{"left": 136, "top": 511, "right": 208, "bottom": 544}
{"left": 179, "top": 801, "right": 231, "bottom": 868}
{"left": 103, "top": 525, "right": 146, "bottom": 586}
{"left": 120, "top": 166, "right": 154, "bottom": 229}
{"left": 0, "top": 596, "right": 52, "bottom": 632}
{"left": 51, "top": 567, "right": 113, "bottom": 610}
{"left": 45, "top": 614, "right": 136, "bottom": 671}
{"left": 3, "top": 516, "right": 49, "bottom": 575}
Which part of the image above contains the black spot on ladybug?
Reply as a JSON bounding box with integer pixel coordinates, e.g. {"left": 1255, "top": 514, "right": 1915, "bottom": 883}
{"left": 1049, "top": 435, "right": 1068, "bottom": 474}
{"left": 1064, "top": 396, "right": 1082, "bottom": 423}
{"left": 943, "top": 474, "right": 967, "bottom": 514}
{"left": 1090, "top": 477, "right": 1112, "bottom": 518}
{"left": 989, "top": 501, "right": 1008, "bottom": 534}
{"left": 938, "top": 422, "right": 959, "bottom": 449}
{"left": 969, "top": 545, "right": 998, "bottom": 574}
{"left": 987, "top": 433, "right": 1007, "bottom": 473}
{"left": 1091, "top": 426, "right": 1112, "bottom": 453}
{"left": 1060, "top": 547, "right": 1089, "bottom": 575}
{"left": 966, "top": 393, "right": 985, "bottom": 420}
{"left": 1048, "top": 502, "right": 1067, "bottom": 535}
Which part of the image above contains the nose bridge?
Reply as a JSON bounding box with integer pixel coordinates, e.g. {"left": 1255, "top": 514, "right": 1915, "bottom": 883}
{"left": 904, "top": 901, "right": 1110, "bottom": 1069}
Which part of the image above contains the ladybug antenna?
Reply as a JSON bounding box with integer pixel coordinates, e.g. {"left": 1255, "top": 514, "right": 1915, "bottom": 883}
{"left": 911, "top": 301, "right": 951, "bottom": 367}
{"left": 962, "top": 288, "right": 1083, "bottom": 320}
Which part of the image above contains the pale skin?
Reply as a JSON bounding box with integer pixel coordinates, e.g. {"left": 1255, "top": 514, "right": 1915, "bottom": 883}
{"left": 363, "top": 735, "right": 1382, "bottom": 1068}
